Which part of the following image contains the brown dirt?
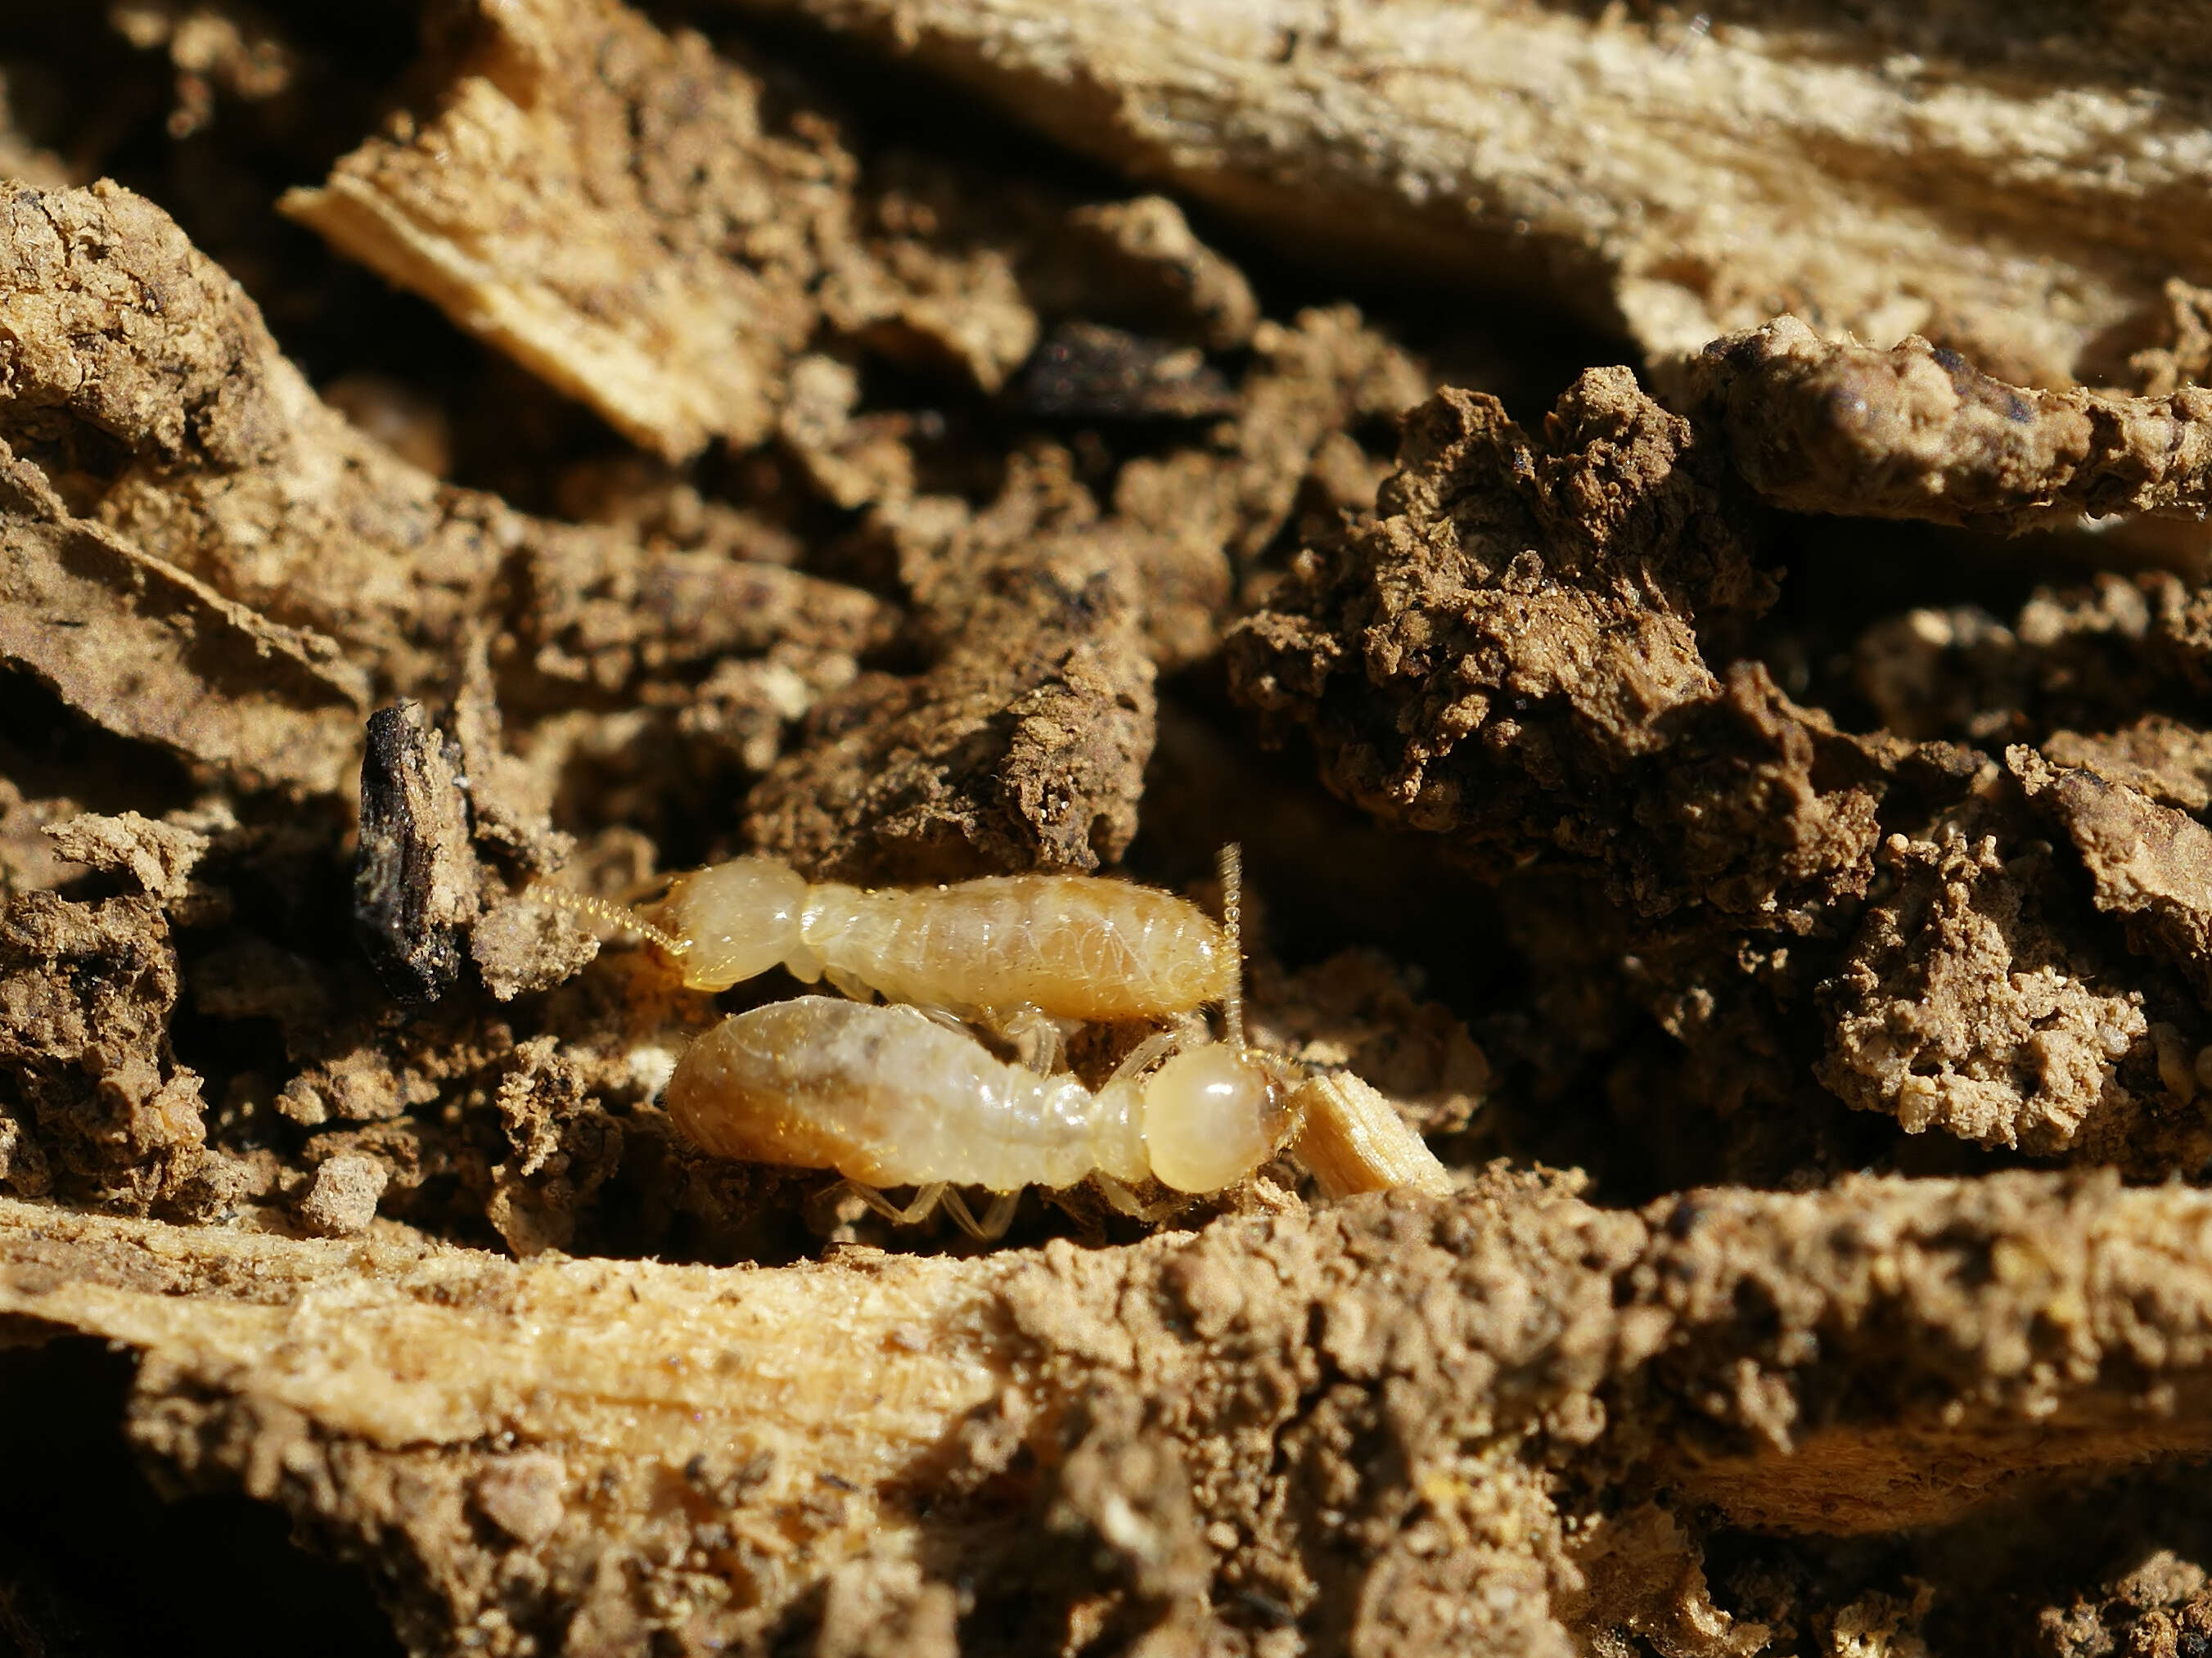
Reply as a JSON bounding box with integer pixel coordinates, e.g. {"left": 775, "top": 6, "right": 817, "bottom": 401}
{"left": 9, "top": 4, "right": 2212, "bottom": 1656}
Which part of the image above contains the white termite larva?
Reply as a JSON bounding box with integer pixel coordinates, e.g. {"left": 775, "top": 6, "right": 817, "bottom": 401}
{"left": 537, "top": 854, "right": 1235, "bottom": 1023}
{"left": 663, "top": 996, "right": 1295, "bottom": 1233}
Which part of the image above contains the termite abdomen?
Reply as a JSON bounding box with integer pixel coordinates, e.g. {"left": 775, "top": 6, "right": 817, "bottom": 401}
{"left": 665, "top": 998, "right": 1141, "bottom": 1192}
{"left": 649, "top": 859, "right": 1233, "bottom": 1021}
{"left": 800, "top": 875, "right": 1233, "bottom": 1020}
{"left": 662, "top": 997, "right": 1289, "bottom": 1197}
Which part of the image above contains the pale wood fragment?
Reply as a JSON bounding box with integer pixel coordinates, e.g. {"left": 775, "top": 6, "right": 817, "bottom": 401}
{"left": 0, "top": 1194, "right": 1022, "bottom": 1647}
{"left": 1289, "top": 1071, "right": 1453, "bottom": 1200}
{"left": 282, "top": 0, "right": 836, "bottom": 461}
{"left": 20, "top": 1174, "right": 2212, "bottom": 1644}
{"left": 714, "top": 0, "right": 2212, "bottom": 390}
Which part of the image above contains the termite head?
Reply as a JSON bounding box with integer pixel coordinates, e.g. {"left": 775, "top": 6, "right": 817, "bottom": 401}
{"left": 1134, "top": 845, "right": 1304, "bottom": 1195}
{"left": 1141, "top": 1047, "right": 1296, "bottom": 1194}
{"left": 648, "top": 856, "right": 810, "bottom": 990}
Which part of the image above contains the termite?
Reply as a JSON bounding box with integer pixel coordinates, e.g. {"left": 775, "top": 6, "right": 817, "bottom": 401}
{"left": 655, "top": 848, "right": 1455, "bottom": 1237}
{"left": 535, "top": 852, "right": 1235, "bottom": 1028}
{"left": 655, "top": 849, "right": 1265, "bottom": 1237}
{"left": 664, "top": 994, "right": 1295, "bottom": 1237}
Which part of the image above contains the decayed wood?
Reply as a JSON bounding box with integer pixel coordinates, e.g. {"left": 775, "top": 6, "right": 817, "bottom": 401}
{"left": 714, "top": 0, "right": 2212, "bottom": 389}
{"left": 282, "top": 0, "right": 836, "bottom": 462}
{"left": 21, "top": 7, "right": 2212, "bottom": 1652}
{"left": 0, "top": 1196, "right": 1013, "bottom": 1475}
{"left": 12, "top": 1171, "right": 2212, "bottom": 1650}
{"left": 1287, "top": 1072, "right": 1453, "bottom": 1199}
{"left": 0, "top": 1195, "right": 1021, "bottom": 1652}
{"left": 0, "top": 449, "right": 367, "bottom": 797}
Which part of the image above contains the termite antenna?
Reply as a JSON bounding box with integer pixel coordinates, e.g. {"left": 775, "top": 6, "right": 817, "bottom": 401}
{"left": 1219, "top": 842, "right": 1246, "bottom": 1052}
{"left": 527, "top": 882, "right": 688, "bottom": 958}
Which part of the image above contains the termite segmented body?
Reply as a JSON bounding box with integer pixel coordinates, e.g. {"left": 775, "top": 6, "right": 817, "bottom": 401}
{"left": 655, "top": 845, "right": 1456, "bottom": 1234}
{"left": 665, "top": 997, "right": 1291, "bottom": 1206}
{"left": 561, "top": 854, "right": 1235, "bottom": 1021}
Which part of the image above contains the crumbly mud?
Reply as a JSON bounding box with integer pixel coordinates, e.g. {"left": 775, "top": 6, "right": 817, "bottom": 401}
{"left": 9, "top": 4, "right": 2212, "bottom": 1656}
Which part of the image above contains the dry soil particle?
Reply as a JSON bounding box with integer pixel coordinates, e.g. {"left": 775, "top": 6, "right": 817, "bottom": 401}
{"left": 1220, "top": 366, "right": 1923, "bottom": 1176}
{"left": 1118, "top": 304, "right": 1430, "bottom": 670}
{"left": 1850, "top": 573, "right": 2212, "bottom": 771}
{"left": 746, "top": 526, "right": 1158, "bottom": 880}
{"left": 2014, "top": 749, "right": 2212, "bottom": 1015}
{"left": 0, "top": 174, "right": 497, "bottom": 701}
{"left": 2038, "top": 1544, "right": 2212, "bottom": 1658}
{"left": 0, "top": 443, "right": 368, "bottom": 797}
{"left": 1038, "top": 195, "right": 1258, "bottom": 354}
{"left": 2, "top": 171, "right": 883, "bottom": 756}
{"left": 1227, "top": 367, "right": 1883, "bottom": 926}
{"left": 42, "top": 810, "right": 209, "bottom": 908}
{"left": 1634, "top": 1170, "right": 2212, "bottom": 1538}
{"left": 2043, "top": 714, "right": 2212, "bottom": 815}
{"left": 1814, "top": 809, "right": 2158, "bottom": 1154}
{"left": 777, "top": 296, "right": 1419, "bottom": 688}
{"left": 295, "top": 1150, "right": 390, "bottom": 1238}
{"left": 1223, "top": 358, "right": 2212, "bottom": 1169}
{"left": 1855, "top": 581, "right": 2175, "bottom": 755}
{"left": 998, "top": 1167, "right": 1659, "bottom": 1658}
{"left": 481, "top": 1033, "right": 624, "bottom": 1256}
{"left": 0, "top": 890, "right": 204, "bottom": 1208}
{"left": 516, "top": 534, "right": 896, "bottom": 700}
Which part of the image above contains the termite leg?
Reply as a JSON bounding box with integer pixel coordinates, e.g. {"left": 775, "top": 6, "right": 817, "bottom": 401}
{"left": 823, "top": 966, "right": 877, "bottom": 1002}
{"left": 1104, "top": 1029, "right": 1181, "bottom": 1092}
{"left": 845, "top": 1180, "right": 948, "bottom": 1227}
{"left": 993, "top": 1005, "right": 1065, "bottom": 1075}
{"left": 1093, "top": 1172, "right": 1146, "bottom": 1217}
{"left": 1103, "top": 1011, "right": 1211, "bottom": 1090}
{"left": 1092, "top": 1172, "right": 1186, "bottom": 1225}
{"left": 908, "top": 1002, "right": 1065, "bottom": 1075}
{"left": 939, "top": 1187, "right": 1019, "bottom": 1241}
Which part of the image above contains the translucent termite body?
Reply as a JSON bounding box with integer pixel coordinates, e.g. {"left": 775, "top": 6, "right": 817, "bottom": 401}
{"left": 567, "top": 855, "right": 1234, "bottom": 1023}
{"left": 533, "top": 832, "right": 1451, "bottom": 1232}
{"left": 665, "top": 996, "right": 1291, "bottom": 1209}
